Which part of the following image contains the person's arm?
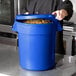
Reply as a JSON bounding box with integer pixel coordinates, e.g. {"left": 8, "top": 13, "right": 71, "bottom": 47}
{"left": 52, "top": 0, "right": 73, "bottom": 21}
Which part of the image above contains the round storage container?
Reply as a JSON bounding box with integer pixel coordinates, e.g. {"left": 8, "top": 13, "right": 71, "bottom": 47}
{"left": 12, "top": 14, "right": 62, "bottom": 71}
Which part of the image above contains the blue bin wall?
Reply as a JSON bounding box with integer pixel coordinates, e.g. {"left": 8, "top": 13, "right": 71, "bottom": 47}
{"left": 17, "top": 23, "right": 56, "bottom": 70}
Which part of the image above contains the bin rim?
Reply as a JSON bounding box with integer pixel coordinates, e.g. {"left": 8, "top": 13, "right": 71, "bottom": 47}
{"left": 13, "top": 14, "right": 62, "bottom": 31}
{"left": 15, "top": 14, "right": 55, "bottom": 20}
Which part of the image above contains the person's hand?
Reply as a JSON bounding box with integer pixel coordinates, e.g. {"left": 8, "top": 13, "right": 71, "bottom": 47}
{"left": 24, "top": 12, "right": 29, "bottom": 14}
{"left": 52, "top": 9, "right": 68, "bottom": 21}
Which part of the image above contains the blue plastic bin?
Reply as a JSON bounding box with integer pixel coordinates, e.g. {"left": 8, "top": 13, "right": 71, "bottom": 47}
{"left": 12, "top": 14, "right": 62, "bottom": 71}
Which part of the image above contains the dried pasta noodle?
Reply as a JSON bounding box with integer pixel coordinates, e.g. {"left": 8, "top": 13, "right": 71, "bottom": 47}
{"left": 23, "top": 19, "right": 51, "bottom": 24}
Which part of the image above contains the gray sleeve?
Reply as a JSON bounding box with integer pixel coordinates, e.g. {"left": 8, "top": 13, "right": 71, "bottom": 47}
{"left": 19, "top": 0, "right": 28, "bottom": 14}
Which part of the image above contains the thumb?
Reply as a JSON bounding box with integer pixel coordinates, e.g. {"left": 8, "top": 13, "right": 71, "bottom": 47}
{"left": 52, "top": 11, "right": 57, "bottom": 15}
{"left": 24, "top": 12, "right": 29, "bottom": 14}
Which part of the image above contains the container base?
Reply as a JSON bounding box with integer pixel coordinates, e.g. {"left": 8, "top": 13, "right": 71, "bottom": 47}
{"left": 20, "top": 64, "right": 56, "bottom": 71}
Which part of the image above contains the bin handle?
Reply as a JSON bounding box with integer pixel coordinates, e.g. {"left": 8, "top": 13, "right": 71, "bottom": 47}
{"left": 48, "top": 15, "right": 62, "bottom": 31}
